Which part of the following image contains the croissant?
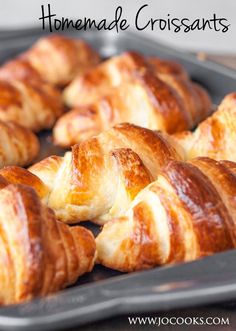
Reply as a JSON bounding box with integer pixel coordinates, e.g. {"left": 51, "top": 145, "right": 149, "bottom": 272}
{"left": 0, "top": 58, "right": 43, "bottom": 84}
{"left": 0, "top": 124, "right": 183, "bottom": 224}
{"left": 96, "top": 157, "right": 236, "bottom": 272}
{"left": 0, "top": 34, "right": 100, "bottom": 86}
{"left": 54, "top": 69, "right": 211, "bottom": 147}
{"left": 0, "top": 121, "right": 39, "bottom": 168}
{"left": 173, "top": 93, "right": 236, "bottom": 161}
{"left": 0, "top": 78, "right": 63, "bottom": 131}
{"left": 0, "top": 165, "right": 48, "bottom": 199}
{"left": 63, "top": 51, "right": 191, "bottom": 108}
{"left": 63, "top": 51, "right": 145, "bottom": 107}
{"left": 147, "top": 56, "right": 189, "bottom": 80}
{"left": 0, "top": 182, "right": 96, "bottom": 306}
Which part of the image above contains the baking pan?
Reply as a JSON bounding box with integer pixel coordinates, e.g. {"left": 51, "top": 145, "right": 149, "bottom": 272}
{"left": 0, "top": 27, "right": 236, "bottom": 330}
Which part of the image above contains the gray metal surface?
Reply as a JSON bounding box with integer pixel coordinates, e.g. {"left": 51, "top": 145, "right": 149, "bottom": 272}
{"left": 0, "top": 28, "right": 236, "bottom": 330}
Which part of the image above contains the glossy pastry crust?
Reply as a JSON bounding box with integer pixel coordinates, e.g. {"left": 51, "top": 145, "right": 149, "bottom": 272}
{"left": 63, "top": 51, "right": 191, "bottom": 107}
{"left": 96, "top": 157, "right": 236, "bottom": 272}
{"left": 0, "top": 78, "right": 64, "bottom": 131}
{"left": 0, "top": 34, "right": 101, "bottom": 131}
{"left": 173, "top": 93, "right": 236, "bottom": 161}
{"left": 0, "top": 123, "right": 183, "bottom": 224}
{"left": 0, "top": 183, "right": 96, "bottom": 306}
{"left": 0, "top": 34, "right": 101, "bottom": 86}
{"left": 0, "top": 166, "right": 48, "bottom": 199}
{"left": 147, "top": 56, "right": 189, "bottom": 80}
{"left": 0, "top": 121, "right": 39, "bottom": 168}
{"left": 63, "top": 51, "right": 148, "bottom": 107}
{"left": 55, "top": 57, "right": 211, "bottom": 147}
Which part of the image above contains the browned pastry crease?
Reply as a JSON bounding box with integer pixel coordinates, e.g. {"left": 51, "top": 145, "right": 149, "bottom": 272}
{"left": 96, "top": 157, "right": 236, "bottom": 272}
{"left": 63, "top": 52, "right": 190, "bottom": 107}
{"left": 0, "top": 183, "right": 96, "bottom": 306}
{"left": 0, "top": 175, "right": 8, "bottom": 190}
{"left": 0, "top": 166, "right": 48, "bottom": 199}
{"left": 55, "top": 69, "right": 211, "bottom": 147}
{"left": 0, "top": 34, "right": 101, "bottom": 131}
{"left": 0, "top": 121, "right": 39, "bottom": 168}
{"left": 63, "top": 51, "right": 204, "bottom": 109}
{"left": 173, "top": 92, "right": 236, "bottom": 161}
{"left": 0, "top": 58, "right": 43, "bottom": 83}
{"left": 22, "top": 34, "right": 101, "bottom": 86}
{"left": 0, "top": 124, "right": 183, "bottom": 224}
{"left": 0, "top": 79, "right": 63, "bottom": 131}
{"left": 63, "top": 51, "right": 149, "bottom": 107}
{"left": 148, "top": 56, "right": 189, "bottom": 80}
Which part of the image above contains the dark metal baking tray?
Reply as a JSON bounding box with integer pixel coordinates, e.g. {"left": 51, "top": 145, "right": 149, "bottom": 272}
{"left": 0, "top": 27, "right": 236, "bottom": 331}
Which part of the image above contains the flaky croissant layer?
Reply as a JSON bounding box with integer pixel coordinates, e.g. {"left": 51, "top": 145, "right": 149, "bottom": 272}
{"left": 0, "top": 183, "right": 96, "bottom": 306}
{"left": 0, "top": 79, "right": 64, "bottom": 132}
{"left": 0, "top": 123, "right": 184, "bottom": 224}
{"left": 0, "top": 121, "right": 39, "bottom": 168}
{"left": 0, "top": 34, "right": 101, "bottom": 131}
{"left": 173, "top": 92, "right": 236, "bottom": 162}
{"left": 63, "top": 51, "right": 190, "bottom": 108}
{"left": 55, "top": 52, "right": 211, "bottom": 147}
{"left": 0, "top": 34, "right": 101, "bottom": 86}
{"left": 96, "top": 157, "right": 236, "bottom": 272}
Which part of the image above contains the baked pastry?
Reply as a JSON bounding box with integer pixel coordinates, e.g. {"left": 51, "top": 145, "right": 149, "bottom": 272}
{"left": 0, "top": 165, "right": 48, "bottom": 199}
{"left": 63, "top": 51, "right": 147, "bottom": 107}
{"left": 96, "top": 157, "right": 236, "bottom": 272}
{"left": 148, "top": 56, "right": 189, "bottom": 80}
{"left": 0, "top": 182, "right": 96, "bottom": 306}
{"left": 0, "top": 78, "right": 63, "bottom": 131}
{"left": 0, "top": 34, "right": 101, "bottom": 86}
{"left": 54, "top": 70, "right": 211, "bottom": 147}
{"left": 63, "top": 51, "right": 191, "bottom": 107}
{"left": 0, "top": 121, "right": 39, "bottom": 168}
{"left": 174, "top": 93, "right": 236, "bottom": 161}
{"left": 0, "top": 124, "right": 183, "bottom": 224}
{"left": 0, "top": 58, "right": 43, "bottom": 84}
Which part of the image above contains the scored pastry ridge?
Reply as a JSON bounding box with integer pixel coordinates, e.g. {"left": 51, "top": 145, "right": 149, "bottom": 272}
{"left": 0, "top": 182, "right": 96, "bottom": 306}
{"left": 0, "top": 34, "right": 101, "bottom": 133}
{"left": 173, "top": 92, "right": 236, "bottom": 162}
{"left": 0, "top": 121, "right": 39, "bottom": 168}
{"left": 0, "top": 123, "right": 184, "bottom": 224}
{"left": 96, "top": 157, "right": 236, "bottom": 272}
{"left": 0, "top": 34, "right": 101, "bottom": 87}
{"left": 55, "top": 52, "right": 211, "bottom": 147}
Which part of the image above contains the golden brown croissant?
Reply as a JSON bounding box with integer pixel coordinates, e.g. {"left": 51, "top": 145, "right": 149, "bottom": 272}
{"left": 0, "top": 165, "right": 48, "bottom": 199}
{"left": 63, "top": 51, "right": 147, "bottom": 107}
{"left": 0, "top": 34, "right": 100, "bottom": 87}
{"left": 22, "top": 34, "right": 101, "bottom": 86}
{"left": 0, "top": 124, "right": 183, "bottom": 224}
{"left": 173, "top": 93, "right": 236, "bottom": 161}
{"left": 0, "top": 58, "right": 43, "bottom": 84}
{"left": 0, "top": 121, "right": 39, "bottom": 168}
{"left": 0, "top": 182, "right": 96, "bottom": 306}
{"left": 0, "top": 78, "right": 63, "bottom": 131}
{"left": 96, "top": 157, "right": 236, "bottom": 272}
{"left": 148, "top": 56, "right": 189, "bottom": 80}
{"left": 63, "top": 51, "right": 190, "bottom": 107}
{"left": 54, "top": 70, "right": 211, "bottom": 147}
